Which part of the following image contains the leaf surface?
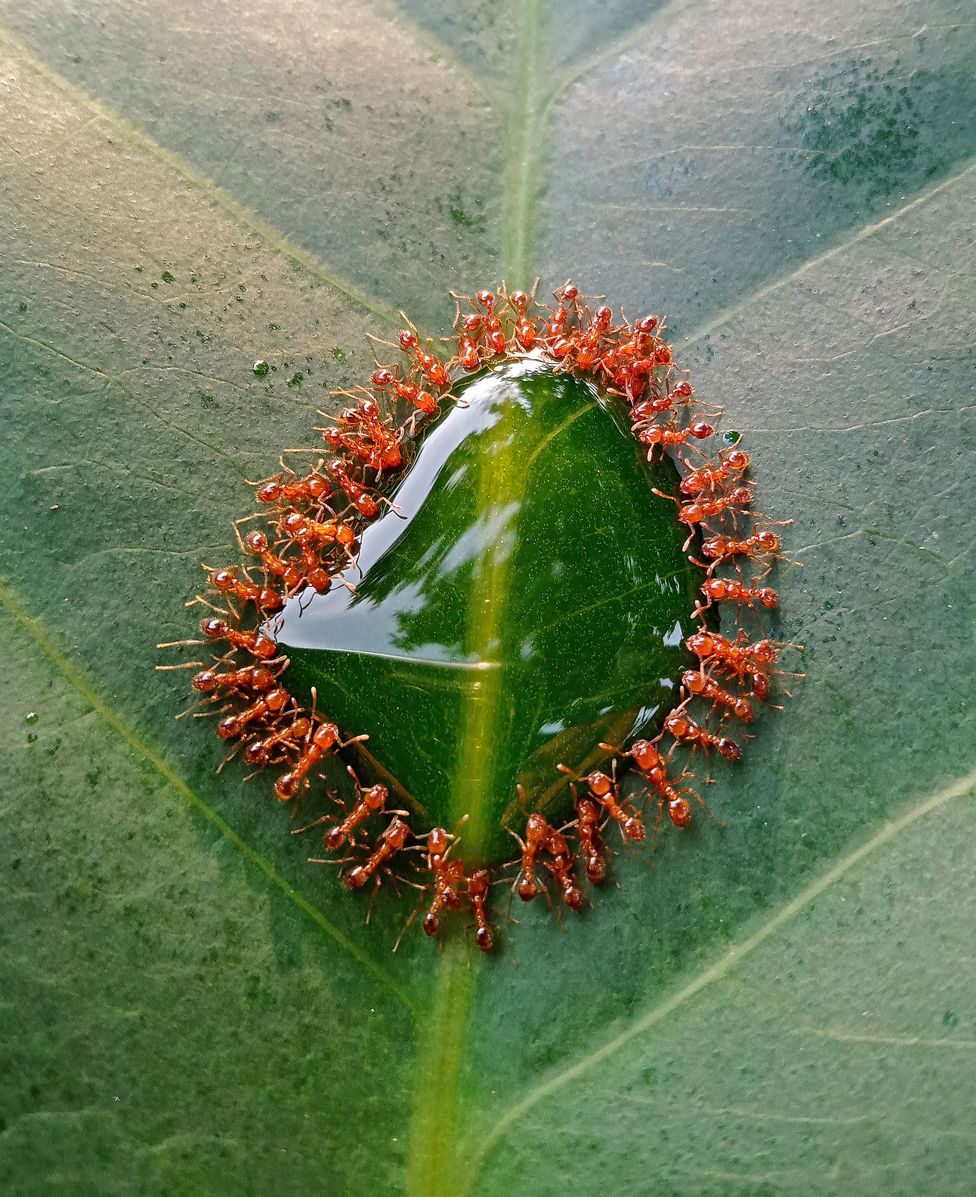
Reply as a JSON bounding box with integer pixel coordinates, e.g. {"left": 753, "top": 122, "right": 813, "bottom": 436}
{"left": 1, "top": 2, "right": 974, "bottom": 1195}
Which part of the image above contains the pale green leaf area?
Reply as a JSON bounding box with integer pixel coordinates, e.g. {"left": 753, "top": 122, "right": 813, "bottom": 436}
{"left": 0, "top": 0, "right": 974, "bottom": 1193}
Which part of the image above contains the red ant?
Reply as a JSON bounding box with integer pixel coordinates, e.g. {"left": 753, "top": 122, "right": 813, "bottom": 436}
{"left": 653, "top": 484, "right": 755, "bottom": 549}
{"left": 663, "top": 706, "right": 742, "bottom": 762}
{"left": 396, "top": 326, "right": 449, "bottom": 389}
{"left": 342, "top": 816, "right": 412, "bottom": 890}
{"left": 242, "top": 714, "right": 312, "bottom": 767}
{"left": 191, "top": 662, "right": 278, "bottom": 696}
{"left": 292, "top": 766, "right": 401, "bottom": 852}
{"left": 473, "top": 290, "right": 507, "bottom": 356}
{"left": 572, "top": 305, "right": 614, "bottom": 370}
{"left": 681, "top": 669, "right": 754, "bottom": 722}
{"left": 326, "top": 457, "right": 383, "bottom": 520}
{"left": 557, "top": 763, "right": 644, "bottom": 842}
{"left": 508, "top": 289, "right": 538, "bottom": 350}
{"left": 574, "top": 796, "right": 606, "bottom": 884}
{"left": 191, "top": 616, "right": 278, "bottom": 660}
{"left": 542, "top": 824, "right": 583, "bottom": 911}
{"left": 278, "top": 510, "right": 357, "bottom": 553}
{"left": 696, "top": 528, "right": 799, "bottom": 575}
{"left": 216, "top": 686, "right": 292, "bottom": 740}
{"left": 370, "top": 368, "right": 439, "bottom": 416}
{"left": 608, "top": 740, "right": 701, "bottom": 830}
{"left": 694, "top": 577, "right": 778, "bottom": 617}
{"left": 467, "top": 869, "right": 494, "bottom": 951}
{"left": 421, "top": 825, "right": 466, "bottom": 937}
{"left": 236, "top": 526, "right": 305, "bottom": 592}
{"left": 253, "top": 464, "right": 332, "bottom": 508}
{"left": 322, "top": 396, "right": 404, "bottom": 472}
{"left": 511, "top": 810, "right": 550, "bottom": 901}
{"left": 680, "top": 447, "right": 750, "bottom": 496}
{"left": 273, "top": 717, "right": 369, "bottom": 801}
{"left": 455, "top": 330, "right": 481, "bottom": 371}
{"left": 639, "top": 419, "right": 715, "bottom": 458}
{"left": 203, "top": 565, "right": 283, "bottom": 613}
{"left": 686, "top": 630, "right": 802, "bottom": 700}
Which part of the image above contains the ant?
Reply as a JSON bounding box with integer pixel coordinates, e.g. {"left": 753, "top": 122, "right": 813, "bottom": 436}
{"left": 252, "top": 462, "right": 332, "bottom": 508}
{"left": 606, "top": 740, "right": 701, "bottom": 831}
{"left": 473, "top": 290, "right": 507, "bottom": 356}
{"left": 557, "top": 763, "right": 644, "bottom": 842}
{"left": 681, "top": 669, "right": 754, "bottom": 723}
{"left": 370, "top": 367, "right": 439, "bottom": 416}
{"left": 190, "top": 662, "right": 278, "bottom": 696}
{"left": 292, "top": 767, "right": 404, "bottom": 852}
{"left": 686, "top": 630, "right": 803, "bottom": 700}
{"left": 235, "top": 525, "right": 305, "bottom": 593}
{"left": 542, "top": 824, "right": 584, "bottom": 911}
{"left": 202, "top": 565, "right": 283, "bottom": 613}
{"left": 186, "top": 615, "right": 278, "bottom": 660}
{"left": 508, "top": 289, "right": 538, "bottom": 351}
{"left": 321, "top": 396, "right": 404, "bottom": 472}
{"left": 341, "top": 816, "right": 413, "bottom": 890}
{"left": 216, "top": 686, "right": 292, "bottom": 741}
{"left": 662, "top": 705, "right": 742, "bottom": 763}
{"left": 467, "top": 869, "right": 494, "bottom": 951}
{"left": 511, "top": 810, "right": 550, "bottom": 902}
{"left": 696, "top": 528, "right": 799, "bottom": 576}
{"left": 693, "top": 577, "right": 778, "bottom": 618}
{"left": 242, "top": 714, "right": 312, "bottom": 767}
{"left": 639, "top": 419, "right": 715, "bottom": 459}
{"left": 573, "top": 795, "right": 607, "bottom": 884}
{"left": 326, "top": 457, "right": 384, "bottom": 520}
{"left": 653, "top": 484, "right": 755, "bottom": 550}
{"left": 273, "top": 715, "right": 369, "bottom": 801}
{"left": 679, "top": 447, "right": 750, "bottom": 496}
{"left": 395, "top": 325, "right": 449, "bottom": 389}
{"left": 420, "top": 825, "right": 467, "bottom": 937}
{"left": 572, "top": 305, "right": 614, "bottom": 370}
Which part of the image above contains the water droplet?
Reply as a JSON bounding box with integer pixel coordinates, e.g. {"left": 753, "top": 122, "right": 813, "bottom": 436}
{"left": 331, "top": 346, "right": 348, "bottom": 363}
{"left": 25, "top": 712, "right": 38, "bottom": 725}
{"left": 723, "top": 430, "right": 741, "bottom": 444}
{"left": 252, "top": 359, "right": 270, "bottom": 377}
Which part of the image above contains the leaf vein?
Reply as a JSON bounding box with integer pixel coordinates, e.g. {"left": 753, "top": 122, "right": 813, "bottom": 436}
{"left": 0, "top": 577, "right": 420, "bottom": 1019}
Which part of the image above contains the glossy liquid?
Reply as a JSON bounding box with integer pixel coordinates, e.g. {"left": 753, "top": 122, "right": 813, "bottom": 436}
{"left": 277, "top": 357, "right": 698, "bottom": 861}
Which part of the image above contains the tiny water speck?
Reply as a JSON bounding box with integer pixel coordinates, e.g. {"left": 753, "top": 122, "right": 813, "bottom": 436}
{"left": 25, "top": 712, "right": 38, "bottom": 725}
{"left": 252, "top": 359, "right": 270, "bottom": 377}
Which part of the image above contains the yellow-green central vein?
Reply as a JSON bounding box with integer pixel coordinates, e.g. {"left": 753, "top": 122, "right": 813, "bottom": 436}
{"left": 502, "top": 0, "right": 545, "bottom": 287}
{"left": 450, "top": 403, "right": 524, "bottom": 856}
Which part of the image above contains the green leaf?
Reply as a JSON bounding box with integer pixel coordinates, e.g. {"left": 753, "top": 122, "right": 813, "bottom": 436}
{"left": 1, "top": 2, "right": 974, "bottom": 1195}
{"left": 278, "top": 359, "right": 697, "bottom": 860}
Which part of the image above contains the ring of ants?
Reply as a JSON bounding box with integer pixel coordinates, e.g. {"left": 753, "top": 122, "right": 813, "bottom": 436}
{"left": 158, "top": 281, "right": 802, "bottom": 956}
